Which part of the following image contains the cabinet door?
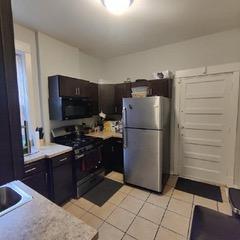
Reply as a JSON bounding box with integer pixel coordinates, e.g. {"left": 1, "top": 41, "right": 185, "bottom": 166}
{"left": 102, "top": 139, "right": 113, "bottom": 174}
{"left": 149, "top": 79, "right": 172, "bottom": 98}
{"left": 89, "top": 82, "right": 99, "bottom": 114}
{"left": 114, "top": 84, "right": 124, "bottom": 114}
{"left": 52, "top": 162, "right": 73, "bottom": 205}
{"left": 99, "top": 84, "right": 115, "bottom": 114}
{"left": 114, "top": 83, "right": 131, "bottom": 114}
{"left": 78, "top": 79, "right": 90, "bottom": 98}
{"left": 59, "top": 76, "right": 80, "bottom": 97}
{"left": 22, "top": 171, "right": 49, "bottom": 198}
{"left": 112, "top": 138, "right": 124, "bottom": 173}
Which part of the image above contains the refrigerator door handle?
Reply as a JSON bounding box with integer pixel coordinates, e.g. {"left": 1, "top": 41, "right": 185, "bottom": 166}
{"left": 123, "top": 107, "right": 127, "bottom": 127}
{"left": 123, "top": 128, "right": 128, "bottom": 149}
{"left": 123, "top": 107, "right": 128, "bottom": 148}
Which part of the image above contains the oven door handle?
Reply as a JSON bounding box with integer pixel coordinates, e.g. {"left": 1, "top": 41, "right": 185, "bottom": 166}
{"left": 75, "top": 146, "right": 102, "bottom": 160}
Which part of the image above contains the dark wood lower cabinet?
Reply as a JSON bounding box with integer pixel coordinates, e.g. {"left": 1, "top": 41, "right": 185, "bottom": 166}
{"left": 111, "top": 138, "right": 124, "bottom": 173}
{"left": 22, "top": 171, "right": 49, "bottom": 198}
{"left": 102, "top": 138, "right": 123, "bottom": 174}
{"left": 49, "top": 152, "right": 74, "bottom": 205}
{"left": 22, "top": 159, "right": 49, "bottom": 198}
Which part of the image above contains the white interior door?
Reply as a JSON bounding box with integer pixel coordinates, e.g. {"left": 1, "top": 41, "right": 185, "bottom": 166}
{"left": 178, "top": 73, "right": 239, "bottom": 185}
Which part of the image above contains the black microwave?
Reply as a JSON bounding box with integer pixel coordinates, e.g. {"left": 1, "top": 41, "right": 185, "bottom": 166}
{"left": 49, "top": 97, "right": 93, "bottom": 120}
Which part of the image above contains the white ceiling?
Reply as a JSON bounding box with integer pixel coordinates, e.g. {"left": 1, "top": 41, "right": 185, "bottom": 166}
{"left": 12, "top": 0, "right": 240, "bottom": 59}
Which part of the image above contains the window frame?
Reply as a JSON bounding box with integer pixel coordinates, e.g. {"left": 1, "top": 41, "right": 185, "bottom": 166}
{"left": 15, "top": 40, "right": 38, "bottom": 146}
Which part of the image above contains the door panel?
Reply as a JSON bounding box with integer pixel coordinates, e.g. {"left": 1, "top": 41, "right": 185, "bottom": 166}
{"left": 124, "top": 128, "right": 162, "bottom": 191}
{"left": 123, "top": 97, "right": 162, "bottom": 129}
{"left": 179, "top": 73, "right": 238, "bottom": 184}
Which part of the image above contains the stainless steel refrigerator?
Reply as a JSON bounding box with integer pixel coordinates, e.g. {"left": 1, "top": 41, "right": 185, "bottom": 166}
{"left": 123, "top": 96, "right": 170, "bottom": 192}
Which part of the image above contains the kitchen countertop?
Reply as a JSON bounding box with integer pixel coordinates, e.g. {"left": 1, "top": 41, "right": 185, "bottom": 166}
{"left": 86, "top": 131, "right": 122, "bottom": 140}
{"left": 24, "top": 143, "right": 72, "bottom": 165}
{"left": 0, "top": 181, "right": 98, "bottom": 240}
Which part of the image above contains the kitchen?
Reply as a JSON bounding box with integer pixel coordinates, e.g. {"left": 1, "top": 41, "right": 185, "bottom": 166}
{"left": 1, "top": 0, "right": 240, "bottom": 240}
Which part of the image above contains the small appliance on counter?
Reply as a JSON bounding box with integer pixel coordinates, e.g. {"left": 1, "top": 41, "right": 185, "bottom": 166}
{"left": 52, "top": 125, "right": 104, "bottom": 198}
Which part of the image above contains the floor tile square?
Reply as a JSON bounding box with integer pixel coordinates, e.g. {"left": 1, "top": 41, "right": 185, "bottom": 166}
{"left": 129, "top": 188, "right": 150, "bottom": 201}
{"left": 220, "top": 186, "right": 229, "bottom": 202}
{"left": 147, "top": 193, "right": 170, "bottom": 209}
{"left": 218, "top": 202, "right": 232, "bottom": 215}
{"left": 64, "top": 203, "right": 86, "bottom": 219}
{"left": 71, "top": 198, "right": 94, "bottom": 211}
{"left": 127, "top": 216, "right": 158, "bottom": 240}
{"left": 119, "top": 185, "right": 133, "bottom": 194}
{"left": 80, "top": 212, "right": 103, "bottom": 229}
{"left": 155, "top": 227, "right": 186, "bottom": 240}
{"left": 138, "top": 202, "right": 165, "bottom": 225}
{"left": 168, "top": 198, "right": 192, "bottom": 218}
{"left": 98, "top": 222, "right": 124, "bottom": 240}
{"left": 62, "top": 201, "right": 73, "bottom": 210}
{"left": 167, "top": 175, "right": 178, "bottom": 187}
{"left": 194, "top": 196, "right": 217, "bottom": 210}
{"left": 106, "top": 207, "right": 135, "bottom": 232}
{"left": 119, "top": 195, "right": 144, "bottom": 214}
{"left": 89, "top": 202, "right": 116, "bottom": 220}
{"left": 163, "top": 185, "right": 174, "bottom": 196}
{"left": 108, "top": 191, "right": 127, "bottom": 205}
{"left": 172, "top": 190, "right": 193, "bottom": 203}
{"left": 161, "top": 210, "right": 189, "bottom": 237}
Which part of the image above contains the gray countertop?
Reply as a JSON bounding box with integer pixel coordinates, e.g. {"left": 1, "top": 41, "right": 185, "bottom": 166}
{"left": 0, "top": 181, "right": 98, "bottom": 240}
{"left": 24, "top": 143, "right": 72, "bottom": 164}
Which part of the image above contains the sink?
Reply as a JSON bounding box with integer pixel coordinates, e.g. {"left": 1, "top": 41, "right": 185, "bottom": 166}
{"left": 0, "top": 181, "right": 32, "bottom": 217}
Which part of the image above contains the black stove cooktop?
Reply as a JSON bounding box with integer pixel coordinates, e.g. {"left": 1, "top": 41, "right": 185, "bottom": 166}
{"left": 54, "top": 135, "right": 102, "bottom": 149}
{"left": 52, "top": 125, "right": 103, "bottom": 150}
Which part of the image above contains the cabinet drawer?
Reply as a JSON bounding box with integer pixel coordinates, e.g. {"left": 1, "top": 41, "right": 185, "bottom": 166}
{"left": 24, "top": 159, "right": 47, "bottom": 177}
{"left": 51, "top": 152, "right": 72, "bottom": 168}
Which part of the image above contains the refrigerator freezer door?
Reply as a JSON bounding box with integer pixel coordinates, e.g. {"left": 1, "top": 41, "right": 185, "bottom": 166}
{"left": 123, "top": 97, "right": 163, "bottom": 130}
{"left": 124, "top": 128, "right": 163, "bottom": 192}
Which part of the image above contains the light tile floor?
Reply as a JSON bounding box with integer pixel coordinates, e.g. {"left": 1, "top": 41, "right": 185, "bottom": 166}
{"left": 63, "top": 172, "right": 231, "bottom": 240}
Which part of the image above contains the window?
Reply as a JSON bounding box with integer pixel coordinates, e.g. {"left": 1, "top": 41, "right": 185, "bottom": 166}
{"left": 15, "top": 39, "right": 38, "bottom": 155}
{"left": 16, "top": 51, "right": 33, "bottom": 154}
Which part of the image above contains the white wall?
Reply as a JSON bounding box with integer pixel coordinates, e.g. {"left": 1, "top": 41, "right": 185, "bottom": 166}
{"left": 103, "top": 28, "right": 240, "bottom": 83}
{"left": 37, "top": 32, "right": 104, "bottom": 142}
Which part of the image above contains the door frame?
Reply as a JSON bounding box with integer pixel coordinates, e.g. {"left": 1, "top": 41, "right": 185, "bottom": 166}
{"left": 173, "top": 63, "right": 240, "bottom": 186}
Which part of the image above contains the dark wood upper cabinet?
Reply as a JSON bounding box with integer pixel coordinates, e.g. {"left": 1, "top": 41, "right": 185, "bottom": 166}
{"left": 89, "top": 82, "right": 99, "bottom": 115}
{"left": 0, "top": 0, "right": 24, "bottom": 185}
{"left": 149, "top": 79, "right": 172, "bottom": 98}
{"left": 49, "top": 75, "right": 90, "bottom": 98}
{"left": 98, "top": 84, "right": 115, "bottom": 115}
{"left": 114, "top": 83, "right": 131, "bottom": 114}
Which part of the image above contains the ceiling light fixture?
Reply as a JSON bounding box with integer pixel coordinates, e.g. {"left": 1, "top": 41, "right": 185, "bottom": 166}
{"left": 101, "top": 0, "right": 134, "bottom": 15}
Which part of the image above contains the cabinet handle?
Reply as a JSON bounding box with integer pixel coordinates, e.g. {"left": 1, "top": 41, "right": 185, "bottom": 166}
{"left": 25, "top": 167, "right": 37, "bottom": 174}
{"left": 75, "top": 88, "right": 78, "bottom": 95}
{"left": 45, "top": 173, "right": 48, "bottom": 184}
{"left": 59, "top": 157, "right": 68, "bottom": 162}
{"left": 76, "top": 154, "right": 84, "bottom": 159}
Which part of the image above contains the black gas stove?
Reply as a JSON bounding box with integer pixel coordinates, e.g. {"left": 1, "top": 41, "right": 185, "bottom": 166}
{"left": 54, "top": 134, "right": 103, "bottom": 155}
{"left": 52, "top": 126, "right": 105, "bottom": 198}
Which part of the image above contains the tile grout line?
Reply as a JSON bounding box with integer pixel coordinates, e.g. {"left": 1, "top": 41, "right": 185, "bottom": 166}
{"left": 153, "top": 182, "right": 175, "bottom": 240}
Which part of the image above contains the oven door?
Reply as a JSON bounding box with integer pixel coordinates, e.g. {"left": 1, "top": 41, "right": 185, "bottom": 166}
{"left": 62, "top": 98, "right": 93, "bottom": 120}
{"left": 74, "top": 147, "right": 103, "bottom": 182}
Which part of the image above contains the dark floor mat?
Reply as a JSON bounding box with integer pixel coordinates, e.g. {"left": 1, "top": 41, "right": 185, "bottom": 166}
{"left": 175, "top": 177, "right": 222, "bottom": 202}
{"left": 83, "top": 178, "right": 123, "bottom": 206}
